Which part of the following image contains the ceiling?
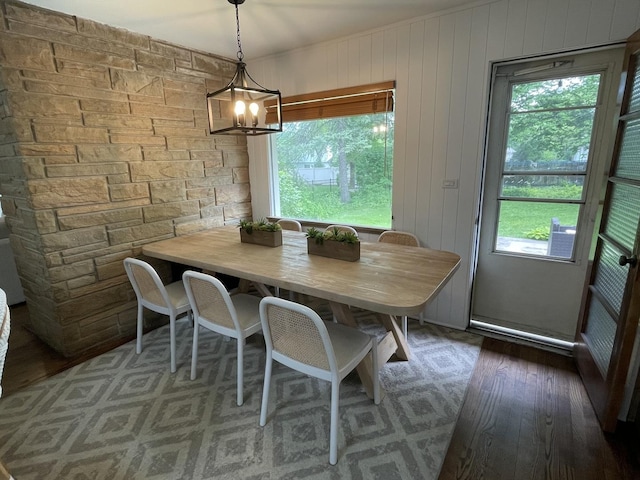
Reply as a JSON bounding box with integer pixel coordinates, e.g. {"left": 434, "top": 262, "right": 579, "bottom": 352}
{"left": 20, "top": 0, "right": 480, "bottom": 60}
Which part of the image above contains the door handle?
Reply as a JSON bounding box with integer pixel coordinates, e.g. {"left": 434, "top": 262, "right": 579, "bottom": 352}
{"left": 618, "top": 255, "right": 638, "bottom": 267}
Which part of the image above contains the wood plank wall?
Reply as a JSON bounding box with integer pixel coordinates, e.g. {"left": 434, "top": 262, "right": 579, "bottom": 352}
{"left": 247, "top": 0, "right": 640, "bottom": 330}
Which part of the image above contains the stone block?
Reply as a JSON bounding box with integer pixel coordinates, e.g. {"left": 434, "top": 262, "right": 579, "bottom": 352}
{"left": 130, "top": 103, "right": 194, "bottom": 121}
{"left": 111, "top": 69, "right": 163, "bottom": 96}
{"left": 108, "top": 221, "right": 174, "bottom": 245}
{"left": 109, "top": 133, "right": 166, "bottom": 145}
{"left": 77, "top": 18, "right": 149, "bottom": 49}
{"left": 153, "top": 125, "right": 205, "bottom": 138}
{"left": 34, "top": 124, "right": 108, "bottom": 143}
{"left": 142, "top": 149, "right": 190, "bottom": 161}
{"left": 67, "top": 274, "right": 98, "bottom": 290}
{"left": 17, "top": 143, "right": 77, "bottom": 157}
{"left": 56, "top": 59, "right": 111, "bottom": 83}
{"left": 84, "top": 113, "right": 152, "bottom": 129}
{"left": 56, "top": 198, "right": 149, "bottom": 217}
{"left": 25, "top": 80, "right": 128, "bottom": 102}
{"left": 8, "top": 91, "right": 80, "bottom": 118}
{"left": 53, "top": 43, "right": 135, "bottom": 70}
{"left": 192, "top": 52, "right": 234, "bottom": 76}
{"left": 149, "top": 41, "right": 191, "bottom": 61}
{"left": 43, "top": 156, "right": 79, "bottom": 165}
{"left": 49, "top": 259, "right": 95, "bottom": 283}
{"left": 233, "top": 167, "right": 249, "bottom": 183}
{"left": 191, "top": 150, "right": 223, "bottom": 163}
{"left": 143, "top": 200, "right": 199, "bottom": 222}
{"left": 0, "top": 33, "right": 55, "bottom": 71}
{"left": 41, "top": 227, "right": 107, "bottom": 253}
{"left": 223, "top": 202, "right": 252, "bottom": 221}
{"left": 215, "top": 183, "right": 251, "bottom": 204}
{"left": 175, "top": 216, "right": 225, "bottom": 236}
{"left": 166, "top": 136, "right": 216, "bottom": 150}
{"left": 165, "top": 89, "right": 205, "bottom": 110}
{"left": 201, "top": 203, "right": 224, "bottom": 219}
{"left": 35, "top": 210, "right": 60, "bottom": 233}
{"left": 29, "top": 177, "right": 109, "bottom": 208}
{"left": 58, "top": 207, "right": 143, "bottom": 230}
{"left": 163, "top": 78, "right": 205, "bottom": 93}
{"left": 135, "top": 49, "right": 174, "bottom": 70}
{"left": 57, "top": 283, "right": 131, "bottom": 325}
{"left": 130, "top": 161, "right": 203, "bottom": 181}
{"left": 22, "top": 67, "right": 110, "bottom": 89}
{"left": 78, "top": 144, "right": 143, "bottom": 163}
{"left": 108, "top": 184, "right": 149, "bottom": 202}
{"left": 150, "top": 180, "right": 186, "bottom": 203}
{"left": 80, "top": 98, "right": 130, "bottom": 114}
{"left": 96, "top": 261, "right": 126, "bottom": 281}
{"left": 46, "top": 163, "right": 128, "bottom": 178}
{"left": 5, "top": 2, "right": 77, "bottom": 32}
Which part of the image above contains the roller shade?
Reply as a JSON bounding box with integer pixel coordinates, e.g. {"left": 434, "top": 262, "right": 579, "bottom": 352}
{"left": 265, "top": 81, "right": 395, "bottom": 125}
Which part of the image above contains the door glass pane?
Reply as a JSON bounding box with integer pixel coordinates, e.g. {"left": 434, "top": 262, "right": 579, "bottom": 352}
{"left": 629, "top": 53, "right": 640, "bottom": 113}
{"left": 616, "top": 117, "right": 640, "bottom": 180}
{"left": 501, "top": 175, "right": 585, "bottom": 200}
{"left": 584, "top": 296, "right": 616, "bottom": 376}
{"left": 506, "top": 109, "right": 595, "bottom": 170}
{"left": 496, "top": 200, "right": 579, "bottom": 257}
{"left": 604, "top": 183, "right": 640, "bottom": 250}
{"left": 511, "top": 76, "right": 600, "bottom": 112}
{"left": 594, "top": 240, "right": 627, "bottom": 313}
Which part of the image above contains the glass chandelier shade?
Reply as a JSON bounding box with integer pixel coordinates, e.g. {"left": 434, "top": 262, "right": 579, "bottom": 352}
{"left": 206, "top": 0, "right": 282, "bottom": 136}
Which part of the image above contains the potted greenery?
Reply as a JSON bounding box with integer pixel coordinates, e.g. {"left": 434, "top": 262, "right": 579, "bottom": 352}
{"left": 239, "top": 218, "right": 283, "bottom": 247}
{"left": 306, "top": 226, "right": 360, "bottom": 261}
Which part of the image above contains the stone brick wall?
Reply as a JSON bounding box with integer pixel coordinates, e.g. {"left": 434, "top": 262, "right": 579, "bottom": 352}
{"left": 0, "top": 0, "right": 252, "bottom": 356}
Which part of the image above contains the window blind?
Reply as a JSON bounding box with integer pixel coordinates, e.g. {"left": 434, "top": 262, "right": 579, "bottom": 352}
{"left": 265, "top": 81, "right": 395, "bottom": 125}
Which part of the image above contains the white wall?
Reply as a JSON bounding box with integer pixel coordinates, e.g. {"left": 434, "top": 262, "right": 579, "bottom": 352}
{"left": 248, "top": 0, "right": 640, "bottom": 330}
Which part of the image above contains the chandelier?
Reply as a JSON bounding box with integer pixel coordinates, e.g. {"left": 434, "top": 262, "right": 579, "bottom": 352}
{"left": 206, "top": 0, "right": 282, "bottom": 135}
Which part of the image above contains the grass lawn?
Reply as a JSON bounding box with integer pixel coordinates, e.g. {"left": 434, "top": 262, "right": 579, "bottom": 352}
{"left": 498, "top": 201, "right": 579, "bottom": 238}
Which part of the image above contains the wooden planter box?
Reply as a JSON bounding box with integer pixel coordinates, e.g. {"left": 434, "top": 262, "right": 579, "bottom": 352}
{"left": 240, "top": 228, "right": 282, "bottom": 247}
{"left": 307, "top": 238, "right": 360, "bottom": 262}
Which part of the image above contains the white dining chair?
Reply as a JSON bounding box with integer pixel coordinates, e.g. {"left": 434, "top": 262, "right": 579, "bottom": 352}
{"left": 0, "top": 288, "right": 9, "bottom": 399}
{"left": 377, "top": 230, "right": 423, "bottom": 338}
{"left": 276, "top": 219, "right": 302, "bottom": 232}
{"left": 324, "top": 224, "right": 358, "bottom": 236}
{"left": 259, "top": 296, "right": 380, "bottom": 465}
{"left": 123, "top": 257, "right": 192, "bottom": 373}
{"left": 183, "top": 270, "right": 262, "bottom": 406}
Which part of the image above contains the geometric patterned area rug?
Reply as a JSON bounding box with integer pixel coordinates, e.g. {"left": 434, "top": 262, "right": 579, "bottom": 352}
{"left": 0, "top": 304, "right": 482, "bottom": 480}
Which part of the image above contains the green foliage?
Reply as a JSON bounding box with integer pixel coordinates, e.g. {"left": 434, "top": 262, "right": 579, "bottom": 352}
{"left": 305, "top": 226, "right": 360, "bottom": 245}
{"left": 524, "top": 227, "right": 550, "bottom": 240}
{"left": 502, "top": 183, "right": 583, "bottom": 200}
{"left": 507, "top": 74, "right": 600, "bottom": 163}
{"left": 274, "top": 113, "right": 393, "bottom": 228}
{"left": 238, "top": 218, "right": 282, "bottom": 234}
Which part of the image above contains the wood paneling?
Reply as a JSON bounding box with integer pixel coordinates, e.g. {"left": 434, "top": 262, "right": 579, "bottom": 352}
{"left": 247, "top": 0, "right": 640, "bottom": 331}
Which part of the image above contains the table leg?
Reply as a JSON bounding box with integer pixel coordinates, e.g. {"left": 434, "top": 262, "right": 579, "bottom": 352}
{"left": 329, "top": 302, "right": 388, "bottom": 400}
{"left": 377, "top": 313, "right": 411, "bottom": 361}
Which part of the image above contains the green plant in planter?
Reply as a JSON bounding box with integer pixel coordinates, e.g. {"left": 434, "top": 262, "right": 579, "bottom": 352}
{"left": 239, "top": 218, "right": 282, "bottom": 234}
{"left": 306, "top": 227, "right": 359, "bottom": 245}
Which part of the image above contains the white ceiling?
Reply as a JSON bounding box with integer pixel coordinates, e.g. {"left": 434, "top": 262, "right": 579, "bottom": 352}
{"left": 20, "top": 0, "right": 480, "bottom": 60}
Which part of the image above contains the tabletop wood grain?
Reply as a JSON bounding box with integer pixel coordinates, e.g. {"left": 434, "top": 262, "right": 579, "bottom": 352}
{"left": 142, "top": 225, "right": 461, "bottom": 317}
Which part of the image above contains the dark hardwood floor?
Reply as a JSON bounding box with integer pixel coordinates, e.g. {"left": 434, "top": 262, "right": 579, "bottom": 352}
{"left": 2, "top": 302, "right": 640, "bottom": 479}
{"left": 440, "top": 337, "right": 640, "bottom": 480}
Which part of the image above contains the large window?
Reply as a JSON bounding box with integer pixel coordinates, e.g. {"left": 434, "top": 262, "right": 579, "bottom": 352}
{"left": 269, "top": 82, "right": 395, "bottom": 228}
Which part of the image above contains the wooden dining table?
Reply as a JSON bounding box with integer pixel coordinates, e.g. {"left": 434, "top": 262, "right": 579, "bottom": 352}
{"left": 142, "top": 225, "right": 461, "bottom": 397}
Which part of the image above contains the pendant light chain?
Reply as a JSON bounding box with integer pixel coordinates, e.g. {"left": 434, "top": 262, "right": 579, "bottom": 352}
{"left": 235, "top": 3, "right": 244, "bottom": 62}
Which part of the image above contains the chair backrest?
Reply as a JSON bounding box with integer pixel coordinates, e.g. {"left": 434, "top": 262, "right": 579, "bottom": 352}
{"left": 276, "top": 219, "right": 303, "bottom": 232}
{"left": 325, "top": 225, "right": 358, "bottom": 237}
{"left": 123, "top": 257, "right": 172, "bottom": 310}
{"left": 378, "top": 230, "right": 420, "bottom": 247}
{"left": 260, "top": 296, "right": 336, "bottom": 373}
{"left": 182, "top": 270, "right": 238, "bottom": 331}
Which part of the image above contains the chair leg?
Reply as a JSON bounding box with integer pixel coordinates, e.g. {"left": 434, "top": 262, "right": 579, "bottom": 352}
{"left": 259, "top": 353, "right": 273, "bottom": 426}
{"left": 237, "top": 338, "right": 244, "bottom": 406}
{"left": 329, "top": 380, "right": 340, "bottom": 465}
{"left": 190, "top": 322, "right": 199, "bottom": 380}
{"left": 136, "top": 304, "right": 144, "bottom": 354}
{"left": 169, "top": 313, "right": 177, "bottom": 373}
